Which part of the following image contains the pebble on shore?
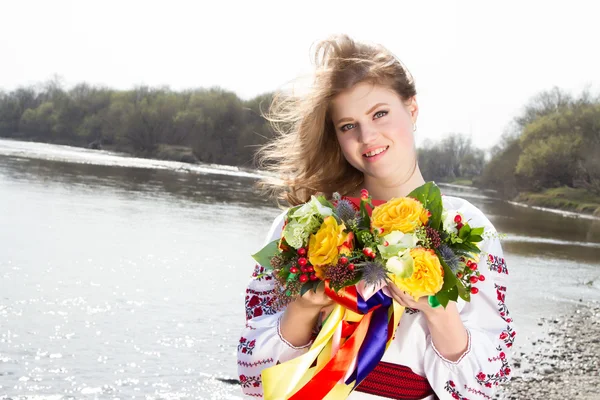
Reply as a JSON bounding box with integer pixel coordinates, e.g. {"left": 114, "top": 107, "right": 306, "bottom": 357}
{"left": 495, "top": 302, "right": 600, "bottom": 400}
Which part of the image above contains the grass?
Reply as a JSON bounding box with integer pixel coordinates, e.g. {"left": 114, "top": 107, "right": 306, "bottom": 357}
{"left": 449, "top": 179, "right": 473, "bottom": 186}
{"left": 155, "top": 144, "right": 197, "bottom": 164}
{"left": 514, "top": 187, "right": 600, "bottom": 216}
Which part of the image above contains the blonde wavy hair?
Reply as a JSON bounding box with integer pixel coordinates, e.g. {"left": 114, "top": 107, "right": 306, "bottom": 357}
{"left": 257, "top": 34, "right": 417, "bottom": 206}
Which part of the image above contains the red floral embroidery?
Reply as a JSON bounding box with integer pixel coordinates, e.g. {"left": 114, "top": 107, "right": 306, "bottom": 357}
{"left": 464, "top": 384, "right": 492, "bottom": 399}
{"left": 495, "top": 284, "right": 515, "bottom": 347}
{"left": 238, "top": 337, "right": 257, "bottom": 355}
{"left": 239, "top": 374, "right": 261, "bottom": 388}
{"left": 499, "top": 325, "right": 516, "bottom": 348}
{"left": 476, "top": 346, "right": 511, "bottom": 387}
{"left": 252, "top": 264, "right": 274, "bottom": 281}
{"left": 487, "top": 254, "right": 508, "bottom": 274}
{"left": 444, "top": 380, "right": 469, "bottom": 399}
{"left": 245, "top": 288, "right": 278, "bottom": 321}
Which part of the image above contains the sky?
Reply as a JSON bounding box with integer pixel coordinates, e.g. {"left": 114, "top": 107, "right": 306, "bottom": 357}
{"left": 1, "top": 0, "right": 598, "bottom": 149}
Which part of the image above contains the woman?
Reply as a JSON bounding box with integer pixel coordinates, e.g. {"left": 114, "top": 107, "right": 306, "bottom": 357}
{"left": 237, "top": 34, "right": 513, "bottom": 400}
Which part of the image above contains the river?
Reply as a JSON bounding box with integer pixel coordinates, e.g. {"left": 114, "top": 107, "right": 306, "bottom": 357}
{"left": 1, "top": 139, "right": 599, "bottom": 399}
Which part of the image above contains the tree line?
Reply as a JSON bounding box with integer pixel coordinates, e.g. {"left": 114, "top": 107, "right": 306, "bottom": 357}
{"left": 0, "top": 79, "right": 274, "bottom": 167}
{"left": 479, "top": 87, "right": 600, "bottom": 197}
{"left": 1, "top": 80, "right": 598, "bottom": 199}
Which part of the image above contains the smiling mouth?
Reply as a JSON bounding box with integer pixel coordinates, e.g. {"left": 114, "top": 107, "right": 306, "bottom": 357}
{"left": 363, "top": 146, "right": 389, "bottom": 158}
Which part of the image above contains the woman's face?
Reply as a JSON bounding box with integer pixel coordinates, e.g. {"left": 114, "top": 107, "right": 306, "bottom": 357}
{"left": 330, "top": 82, "right": 418, "bottom": 183}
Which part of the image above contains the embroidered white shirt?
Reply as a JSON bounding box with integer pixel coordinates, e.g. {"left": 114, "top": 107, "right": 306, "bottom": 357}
{"left": 237, "top": 196, "right": 514, "bottom": 400}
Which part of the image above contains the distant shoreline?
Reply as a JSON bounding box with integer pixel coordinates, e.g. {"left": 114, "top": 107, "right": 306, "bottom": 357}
{"left": 2, "top": 137, "right": 599, "bottom": 219}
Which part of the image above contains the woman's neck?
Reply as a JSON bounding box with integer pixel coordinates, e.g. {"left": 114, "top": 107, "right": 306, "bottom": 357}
{"left": 347, "top": 164, "right": 426, "bottom": 201}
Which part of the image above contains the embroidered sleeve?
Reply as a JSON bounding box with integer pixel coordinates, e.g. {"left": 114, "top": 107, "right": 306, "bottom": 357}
{"left": 423, "top": 223, "right": 515, "bottom": 400}
{"left": 237, "top": 210, "right": 313, "bottom": 398}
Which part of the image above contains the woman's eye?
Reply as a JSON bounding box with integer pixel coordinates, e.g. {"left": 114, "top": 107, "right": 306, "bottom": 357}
{"left": 340, "top": 123, "right": 355, "bottom": 132}
{"left": 374, "top": 111, "right": 388, "bottom": 119}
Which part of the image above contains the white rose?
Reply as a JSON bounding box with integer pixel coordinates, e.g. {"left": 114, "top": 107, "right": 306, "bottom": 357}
{"left": 442, "top": 210, "right": 460, "bottom": 235}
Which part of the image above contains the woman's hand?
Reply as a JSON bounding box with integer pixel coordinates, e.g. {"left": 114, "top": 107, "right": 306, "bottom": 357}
{"left": 387, "top": 281, "right": 469, "bottom": 361}
{"left": 293, "top": 283, "right": 335, "bottom": 310}
{"left": 280, "top": 283, "right": 334, "bottom": 347}
{"left": 386, "top": 280, "right": 438, "bottom": 315}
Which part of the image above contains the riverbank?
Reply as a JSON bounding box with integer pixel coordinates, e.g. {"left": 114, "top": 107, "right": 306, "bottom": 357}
{"left": 4, "top": 137, "right": 600, "bottom": 218}
{"left": 514, "top": 187, "right": 600, "bottom": 217}
{"left": 495, "top": 301, "right": 600, "bottom": 400}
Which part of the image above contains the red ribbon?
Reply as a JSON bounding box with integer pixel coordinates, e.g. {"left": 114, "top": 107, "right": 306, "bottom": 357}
{"left": 288, "top": 310, "right": 373, "bottom": 400}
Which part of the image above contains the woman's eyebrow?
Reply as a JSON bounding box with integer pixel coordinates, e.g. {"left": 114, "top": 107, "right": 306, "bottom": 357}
{"left": 335, "top": 103, "right": 389, "bottom": 125}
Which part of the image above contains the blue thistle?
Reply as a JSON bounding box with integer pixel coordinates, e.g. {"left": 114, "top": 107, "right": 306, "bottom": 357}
{"left": 359, "top": 261, "right": 389, "bottom": 289}
{"left": 335, "top": 199, "right": 359, "bottom": 225}
{"left": 438, "top": 245, "right": 460, "bottom": 273}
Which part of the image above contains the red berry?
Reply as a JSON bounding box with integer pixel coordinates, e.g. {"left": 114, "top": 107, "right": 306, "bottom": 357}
{"left": 471, "top": 287, "right": 479, "bottom": 294}
{"left": 470, "top": 263, "right": 478, "bottom": 271}
{"left": 479, "top": 275, "right": 486, "bottom": 281}
{"left": 348, "top": 263, "right": 355, "bottom": 271}
{"left": 460, "top": 257, "right": 466, "bottom": 262}
{"left": 456, "top": 272, "right": 463, "bottom": 279}
{"left": 454, "top": 214, "right": 462, "bottom": 224}
{"left": 300, "top": 266, "right": 308, "bottom": 273}
{"left": 339, "top": 256, "right": 348, "bottom": 265}
{"left": 307, "top": 266, "right": 314, "bottom": 273}
{"left": 289, "top": 267, "right": 299, "bottom": 274}
{"left": 297, "top": 248, "right": 307, "bottom": 256}
{"left": 466, "top": 260, "right": 472, "bottom": 267}
{"left": 457, "top": 223, "right": 464, "bottom": 231}
{"left": 298, "top": 257, "right": 307, "bottom": 267}
{"left": 384, "top": 241, "right": 389, "bottom": 247}
{"left": 362, "top": 248, "right": 375, "bottom": 258}
{"left": 470, "top": 276, "right": 479, "bottom": 284}
{"left": 299, "top": 274, "right": 308, "bottom": 283}
{"left": 309, "top": 273, "right": 318, "bottom": 281}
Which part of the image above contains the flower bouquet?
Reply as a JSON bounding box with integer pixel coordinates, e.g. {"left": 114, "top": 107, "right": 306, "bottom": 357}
{"left": 252, "top": 182, "right": 487, "bottom": 399}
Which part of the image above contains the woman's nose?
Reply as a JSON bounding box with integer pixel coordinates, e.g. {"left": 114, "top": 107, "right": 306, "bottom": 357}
{"left": 359, "top": 124, "right": 379, "bottom": 144}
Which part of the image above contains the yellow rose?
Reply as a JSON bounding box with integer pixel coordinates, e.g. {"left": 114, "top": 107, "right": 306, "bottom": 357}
{"left": 394, "top": 248, "right": 444, "bottom": 300}
{"left": 371, "top": 197, "right": 430, "bottom": 234}
{"left": 308, "top": 216, "right": 348, "bottom": 267}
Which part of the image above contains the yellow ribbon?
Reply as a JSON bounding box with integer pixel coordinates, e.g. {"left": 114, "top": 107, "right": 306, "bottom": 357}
{"left": 262, "top": 300, "right": 405, "bottom": 400}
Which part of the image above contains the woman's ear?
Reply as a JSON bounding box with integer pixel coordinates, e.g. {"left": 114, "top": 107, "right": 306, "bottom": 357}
{"left": 406, "top": 96, "right": 419, "bottom": 124}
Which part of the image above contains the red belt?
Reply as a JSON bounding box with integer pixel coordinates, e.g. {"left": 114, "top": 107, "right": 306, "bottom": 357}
{"left": 354, "top": 362, "right": 436, "bottom": 400}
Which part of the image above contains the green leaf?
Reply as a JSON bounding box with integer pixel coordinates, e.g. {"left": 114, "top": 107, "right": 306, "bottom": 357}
{"left": 470, "top": 227, "right": 484, "bottom": 236}
{"left": 459, "top": 224, "right": 471, "bottom": 240}
{"left": 359, "top": 201, "right": 371, "bottom": 229}
{"left": 251, "top": 239, "right": 280, "bottom": 269}
{"left": 435, "top": 290, "right": 450, "bottom": 308}
{"left": 315, "top": 280, "right": 325, "bottom": 293}
{"left": 300, "top": 280, "right": 319, "bottom": 296}
{"left": 453, "top": 242, "right": 481, "bottom": 254}
{"left": 457, "top": 280, "right": 471, "bottom": 302}
{"left": 447, "top": 286, "right": 459, "bottom": 302}
{"left": 407, "top": 182, "right": 443, "bottom": 230}
{"left": 438, "top": 255, "right": 459, "bottom": 291}
{"left": 449, "top": 235, "right": 464, "bottom": 244}
{"left": 468, "top": 235, "right": 484, "bottom": 243}
{"left": 315, "top": 195, "right": 335, "bottom": 210}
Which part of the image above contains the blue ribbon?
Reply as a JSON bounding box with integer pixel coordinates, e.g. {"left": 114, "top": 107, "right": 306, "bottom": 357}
{"left": 345, "top": 288, "right": 393, "bottom": 386}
